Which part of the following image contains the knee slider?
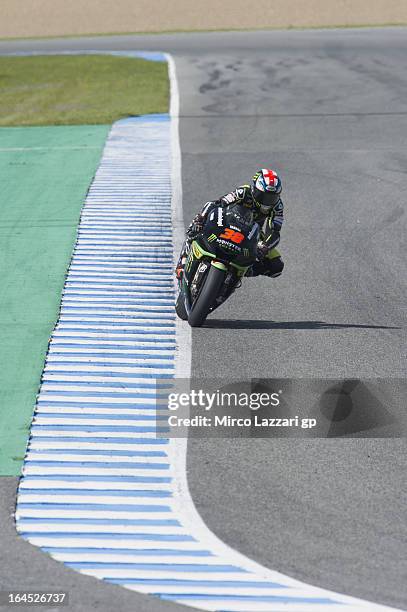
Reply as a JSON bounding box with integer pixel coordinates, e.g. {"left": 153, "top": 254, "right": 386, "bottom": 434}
{"left": 265, "top": 256, "right": 284, "bottom": 277}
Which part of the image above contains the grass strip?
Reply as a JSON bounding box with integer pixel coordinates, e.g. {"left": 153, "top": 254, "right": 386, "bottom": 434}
{"left": 0, "top": 22, "right": 406, "bottom": 42}
{"left": 0, "top": 54, "right": 168, "bottom": 126}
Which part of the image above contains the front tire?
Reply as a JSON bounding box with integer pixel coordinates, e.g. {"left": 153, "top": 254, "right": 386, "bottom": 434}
{"left": 188, "top": 265, "right": 226, "bottom": 328}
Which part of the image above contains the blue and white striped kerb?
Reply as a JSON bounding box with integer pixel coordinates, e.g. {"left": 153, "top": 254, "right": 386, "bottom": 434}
{"left": 15, "top": 114, "right": 396, "bottom": 612}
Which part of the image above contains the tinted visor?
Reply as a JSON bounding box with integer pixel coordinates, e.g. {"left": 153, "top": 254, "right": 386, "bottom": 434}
{"left": 253, "top": 187, "right": 281, "bottom": 212}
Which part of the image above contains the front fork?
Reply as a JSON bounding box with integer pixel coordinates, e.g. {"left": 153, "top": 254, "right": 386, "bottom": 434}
{"left": 175, "top": 239, "right": 192, "bottom": 279}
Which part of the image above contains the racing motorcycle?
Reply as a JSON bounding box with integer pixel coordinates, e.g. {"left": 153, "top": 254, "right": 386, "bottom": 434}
{"left": 175, "top": 203, "right": 260, "bottom": 327}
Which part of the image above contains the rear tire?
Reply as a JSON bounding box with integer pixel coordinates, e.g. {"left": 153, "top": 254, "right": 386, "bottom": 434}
{"left": 188, "top": 265, "right": 226, "bottom": 328}
{"left": 175, "top": 291, "right": 188, "bottom": 321}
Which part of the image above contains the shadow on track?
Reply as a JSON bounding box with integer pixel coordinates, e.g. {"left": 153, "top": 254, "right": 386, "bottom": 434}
{"left": 204, "top": 319, "right": 400, "bottom": 330}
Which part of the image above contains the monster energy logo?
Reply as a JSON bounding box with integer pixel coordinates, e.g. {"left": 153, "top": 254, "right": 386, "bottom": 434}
{"left": 243, "top": 248, "right": 249, "bottom": 257}
{"left": 208, "top": 234, "right": 217, "bottom": 242}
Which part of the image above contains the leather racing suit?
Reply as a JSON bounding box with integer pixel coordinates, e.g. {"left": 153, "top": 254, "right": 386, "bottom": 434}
{"left": 179, "top": 184, "right": 284, "bottom": 278}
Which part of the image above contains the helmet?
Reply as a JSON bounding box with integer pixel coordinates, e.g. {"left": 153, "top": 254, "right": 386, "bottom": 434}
{"left": 251, "top": 168, "right": 282, "bottom": 214}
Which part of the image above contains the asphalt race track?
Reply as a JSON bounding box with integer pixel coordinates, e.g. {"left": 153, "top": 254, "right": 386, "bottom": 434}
{"left": 1, "top": 28, "right": 406, "bottom": 611}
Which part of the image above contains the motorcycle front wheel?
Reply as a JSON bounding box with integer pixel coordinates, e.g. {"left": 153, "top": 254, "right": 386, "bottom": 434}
{"left": 188, "top": 264, "right": 226, "bottom": 328}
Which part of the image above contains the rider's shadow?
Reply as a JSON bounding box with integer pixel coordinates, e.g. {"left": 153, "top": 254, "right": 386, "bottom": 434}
{"left": 204, "top": 320, "right": 399, "bottom": 331}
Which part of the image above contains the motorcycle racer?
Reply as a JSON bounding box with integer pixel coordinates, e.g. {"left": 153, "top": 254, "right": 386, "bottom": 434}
{"left": 176, "top": 168, "right": 285, "bottom": 279}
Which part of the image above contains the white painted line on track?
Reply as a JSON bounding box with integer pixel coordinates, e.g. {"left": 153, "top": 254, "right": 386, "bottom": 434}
{"left": 14, "top": 51, "right": 401, "bottom": 612}
{"left": 26, "top": 443, "right": 170, "bottom": 453}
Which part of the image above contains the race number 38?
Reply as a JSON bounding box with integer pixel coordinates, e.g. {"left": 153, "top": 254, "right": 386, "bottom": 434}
{"left": 219, "top": 228, "right": 245, "bottom": 244}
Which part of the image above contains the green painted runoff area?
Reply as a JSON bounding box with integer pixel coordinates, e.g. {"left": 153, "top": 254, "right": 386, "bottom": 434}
{"left": 0, "top": 125, "right": 110, "bottom": 475}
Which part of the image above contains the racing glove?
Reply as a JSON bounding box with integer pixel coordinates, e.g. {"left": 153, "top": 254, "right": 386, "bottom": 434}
{"left": 256, "top": 241, "right": 270, "bottom": 260}
{"left": 187, "top": 213, "right": 205, "bottom": 237}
